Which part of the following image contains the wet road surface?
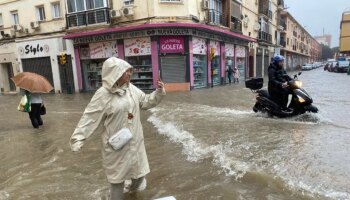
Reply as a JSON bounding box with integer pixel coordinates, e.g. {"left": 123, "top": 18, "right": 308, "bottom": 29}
{"left": 0, "top": 68, "right": 349, "bottom": 200}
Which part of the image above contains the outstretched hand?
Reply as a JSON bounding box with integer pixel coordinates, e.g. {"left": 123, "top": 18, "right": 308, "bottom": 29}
{"left": 157, "top": 80, "right": 165, "bottom": 90}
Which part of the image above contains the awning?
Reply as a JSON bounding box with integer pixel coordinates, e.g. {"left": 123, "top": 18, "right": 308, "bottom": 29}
{"left": 63, "top": 23, "right": 256, "bottom": 43}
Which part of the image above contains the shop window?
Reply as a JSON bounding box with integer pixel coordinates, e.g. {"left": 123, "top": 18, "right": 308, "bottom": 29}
{"left": 123, "top": 0, "right": 134, "bottom": 6}
{"left": 0, "top": 14, "right": 3, "bottom": 27}
{"left": 231, "top": 0, "right": 241, "bottom": 19}
{"left": 11, "top": 11, "right": 19, "bottom": 25}
{"left": 160, "top": 0, "right": 182, "bottom": 2}
{"left": 51, "top": 2, "right": 61, "bottom": 18}
{"left": 36, "top": 6, "right": 46, "bottom": 21}
{"left": 193, "top": 55, "right": 208, "bottom": 88}
{"left": 127, "top": 56, "right": 153, "bottom": 90}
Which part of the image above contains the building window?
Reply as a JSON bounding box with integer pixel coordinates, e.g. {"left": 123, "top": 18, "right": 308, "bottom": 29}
{"left": 0, "top": 14, "right": 3, "bottom": 27}
{"left": 287, "top": 38, "right": 289, "bottom": 46}
{"left": 11, "top": 11, "right": 19, "bottom": 25}
{"left": 231, "top": 0, "right": 241, "bottom": 19}
{"left": 37, "top": 6, "right": 46, "bottom": 21}
{"left": 67, "top": 0, "right": 107, "bottom": 13}
{"left": 208, "top": 0, "right": 223, "bottom": 25}
{"left": 160, "top": 0, "right": 181, "bottom": 2}
{"left": 52, "top": 2, "right": 61, "bottom": 18}
{"left": 123, "top": 0, "right": 134, "bottom": 6}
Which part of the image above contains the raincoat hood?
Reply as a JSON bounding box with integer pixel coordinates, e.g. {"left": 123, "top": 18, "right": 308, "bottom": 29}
{"left": 102, "top": 57, "right": 133, "bottom": 92}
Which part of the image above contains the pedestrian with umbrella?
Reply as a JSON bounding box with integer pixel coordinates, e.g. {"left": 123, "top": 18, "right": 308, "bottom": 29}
{"left": 11, "top": 72, "right": 53, "bottom": 128}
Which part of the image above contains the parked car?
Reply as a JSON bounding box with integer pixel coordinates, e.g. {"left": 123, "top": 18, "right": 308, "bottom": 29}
{"left": 302, "top": 64, "right": 313, "bottom": 71}
{"left": 335, "top": 61, "right": 350, "bottom": 73}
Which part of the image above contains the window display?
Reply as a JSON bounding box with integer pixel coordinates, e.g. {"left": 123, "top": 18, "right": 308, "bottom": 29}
{"left": 211, "top": 57, "right": 221, "bottom": 85}
{"left": 236, "top": 45, "right": 246, "bottom": 81}
{"left": 82, "top": 59, "right": 104, "bottom": 91}
{"left": 192, "top": 37, "right": 208, "bottom": 88}
{"left": 193, "top": 55, "right": 207, "bottom": 88}
{"left": 210, "top": 40, "right": 221, "bottom": 86}
{"left": 127, "top": 55, "right": 153, "bottom": 90}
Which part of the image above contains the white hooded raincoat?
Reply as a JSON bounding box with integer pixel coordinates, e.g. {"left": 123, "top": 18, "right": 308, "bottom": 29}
{"left": 70, "top": 57, "right": 165, "bottom": 184}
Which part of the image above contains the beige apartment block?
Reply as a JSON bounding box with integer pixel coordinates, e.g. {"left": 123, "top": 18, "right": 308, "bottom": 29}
{"left": 340, "top": 11, "right": 350, "bottom": 55}
{"left": 279, "top": 11, "right": 321, "bottom": 70}
{"left": 0, "top": 0, "right": 78, "bottom": 93}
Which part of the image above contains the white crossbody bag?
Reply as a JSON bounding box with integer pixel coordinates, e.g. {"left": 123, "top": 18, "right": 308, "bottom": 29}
{"left": 108, "top": 128, "right": 133, "bottom": 150}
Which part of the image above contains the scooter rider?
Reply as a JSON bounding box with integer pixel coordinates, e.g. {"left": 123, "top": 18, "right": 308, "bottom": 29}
{"left": 268, "top": 55, "right": 293, "bottom": 112}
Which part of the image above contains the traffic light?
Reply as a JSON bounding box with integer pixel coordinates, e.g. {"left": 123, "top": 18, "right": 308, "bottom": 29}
{"left": 210, "top": 48, "right": 215, "bottom": 60}
{"left": 59, "top": 53, "right": 67, "bottom": 65}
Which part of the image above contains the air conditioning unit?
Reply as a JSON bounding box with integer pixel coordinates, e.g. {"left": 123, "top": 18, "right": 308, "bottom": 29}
{"left": 122, "top": 7, "right": 134, "bottom": 17}
{"left": 13, "top": 24, "right": 23, "bottom": 32}
{"left": 242, "top": 17, "right": 250, "bottom": 28}
{"left": 30, "top": 21, "right": 40, "bottom": 29}
{"left": 253, "top": 22, "right": 261, "bottom": 31}
{"left": 169, "top": 16, "right": 177, "bottom": 22}
{"left": 110, "top": 10, "right": 122, "bottom": 18}
{"left": 201, "top": 0, "right": 209, "bottom": 10}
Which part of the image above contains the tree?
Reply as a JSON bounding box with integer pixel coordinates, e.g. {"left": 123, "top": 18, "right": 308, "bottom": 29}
{"left": 320, "top": 44, "right": 332, "bottom": 60}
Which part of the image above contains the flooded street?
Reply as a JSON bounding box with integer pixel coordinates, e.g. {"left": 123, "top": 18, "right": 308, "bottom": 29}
{"left": 0, "top": 68, "right": 349, "bottom": 200}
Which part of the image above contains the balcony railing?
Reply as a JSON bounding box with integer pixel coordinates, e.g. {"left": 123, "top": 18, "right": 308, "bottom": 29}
{"left": 230, "top": 17, "right": 242, "bottom": 33}
{"left": 207, "top": 9, "right": 227, "bottom": 26}
{"left": 280, "top": 39, "right": 286, "bottom": 47}
{"left": 278, "top": 19, "right": 287, "bottom": 31}
{"left": 66, "top": 7, "right": 110, "bottom": 28}
{"left": 258, "top": 31, "right": 272, "bottom": 43}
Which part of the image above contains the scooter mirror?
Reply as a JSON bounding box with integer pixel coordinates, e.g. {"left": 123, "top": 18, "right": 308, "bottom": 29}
{"left": 298, "top": 72, "right": 302, "bottom": 75}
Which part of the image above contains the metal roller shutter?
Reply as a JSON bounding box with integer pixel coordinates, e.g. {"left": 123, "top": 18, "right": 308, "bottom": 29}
{"left": 161, "top": 56, "right": 186, "bottom": 83}
{"left": 21, "top": 57, "right": 54, "bottom": 87}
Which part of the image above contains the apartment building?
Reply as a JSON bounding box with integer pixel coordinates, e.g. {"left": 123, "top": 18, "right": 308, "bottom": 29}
{"left": 279, "top": 11, "right": 321, "bottom": 70}
{"left": 0, "top": 0, "right": 78, "bottom": 93}
{"left": 0, "top": 0, "right": 321, "bottom": 93}
{"left": 63, "top": 0, "right": 258, "bottom": 92}
{"left": 340, "top": 11, "right": 350, "bottom": 57}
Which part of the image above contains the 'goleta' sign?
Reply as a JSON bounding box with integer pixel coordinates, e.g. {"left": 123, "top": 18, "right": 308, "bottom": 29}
{"left": 159, "top": 36, "right": 184, "bottom": 54}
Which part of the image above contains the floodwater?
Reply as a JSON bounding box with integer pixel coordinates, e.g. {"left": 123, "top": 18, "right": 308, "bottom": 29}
{"left": 0, "top": 68, "right": 349, "bottom": 200}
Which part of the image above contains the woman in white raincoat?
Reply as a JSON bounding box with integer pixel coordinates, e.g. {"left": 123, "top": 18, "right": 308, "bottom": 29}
{"left": 70, "top": 57, "right": 165, "bottom": 199}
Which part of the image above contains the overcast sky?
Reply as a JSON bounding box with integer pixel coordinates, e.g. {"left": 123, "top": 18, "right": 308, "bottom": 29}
{"left": 285, "top": 0, "right": 350, "bottom": 47}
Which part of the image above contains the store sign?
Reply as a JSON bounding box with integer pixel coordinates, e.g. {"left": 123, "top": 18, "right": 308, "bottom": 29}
{"left": 18, "top": 43, "right": 50, "bottom": 57}
{"left": 89, "top": 41, "right": 118, "bottom": 59}
{"left": 210, "top": 40, "right": 220, "bottom": 56}
{"left": 159, "top": 36, "right": 184, "bottom": 53}
{"left": 72, "top": 28, "right": 249, "bottom": 47}
{"left": 124, "top": 37, "right": 151, "bottom": 57}
{"left": 236, "top": 46, "right": 246, "bottom": 57}
{"left": 192, "top": 37, "right": 207, "bottom": 55}
{"left": 225, "top": 43, "right": 234, "bottom": 57}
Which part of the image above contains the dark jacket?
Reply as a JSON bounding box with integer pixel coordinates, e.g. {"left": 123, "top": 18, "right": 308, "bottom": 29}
{"left": 227, "top": 67, "right": 234, "bottom": 76}
{"left": 268, "top": 63, "right": 292, "bottom": 92}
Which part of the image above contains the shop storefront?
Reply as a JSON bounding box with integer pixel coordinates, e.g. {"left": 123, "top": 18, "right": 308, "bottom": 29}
{"left": 225, "top": 43, "right": 235, "bottom": 83}
{"left": 0, "top": 42, "right": 18, "bottom": 93}
{"left": 65, "top": 23, "right": 255, "bottom": 92}
{"left": 124, "top": 37, "right": 154, "bottom": 90}
{"left": 80, "top": 41, "right": 119, "bottom": 91}
{"left": 159, "top": 36, "right": 188, "bottom": 90}
{"left": 192, "top": 37, "right": 208, "bottom": 89}
{"left": 210, "top": 40, "right": 221, "bottom": 86}
{"left": 235, "top": 45, "right": 247, "bottom": 82}
{"left": 16, "top": 37, "right": 77, "bottom": 93}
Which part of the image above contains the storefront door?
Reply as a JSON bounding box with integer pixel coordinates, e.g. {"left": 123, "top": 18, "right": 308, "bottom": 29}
{"left": 6, "top": 64, "right": 16, "bottom": 91}
{"left": 22, "top": 57, "right": 54, "bottom": 87}
{"left": 256, "top": 48, "right": 263, "bottom": 77}
{"left": 58, "top": 55, "right": 75, "bottom": 93}
{"left": 161, "top": 56, "right": 186, "bottom": 83}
